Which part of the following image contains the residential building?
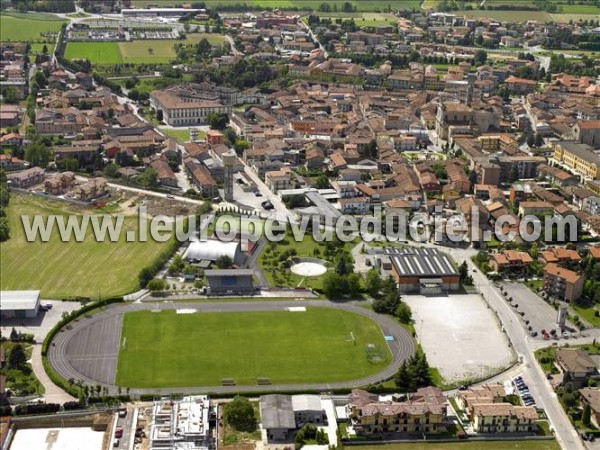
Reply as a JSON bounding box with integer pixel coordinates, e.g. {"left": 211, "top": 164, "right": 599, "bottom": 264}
{"left": 543, "top": 263, "right": 584, "bottom": 302}
{"left": 555, "top": 349, "right": 598, "bottom": 387}
{"left": 579, "top": 388, "right": 600, "bottom": 428}
{"left": 471, "top": 403, "right": 537, "bottom": 433}
{"left": 348, "top": 388, "right": 448, "bottom": 435}
{"left": 265, "top": 169, "right": 292, "bottom": 193}
{"left": 573, "top": 121, "right": 600, "bottom": 148}
{"left": 7, "top": 167, "right": 44, "bottom": 188}
{"left": 490, "top": 251, "right": 533, "bottom": 274}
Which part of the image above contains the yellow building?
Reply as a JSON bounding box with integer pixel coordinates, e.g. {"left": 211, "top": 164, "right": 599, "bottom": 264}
{"left": 553, "top": 141, "right": 600, "bottom": 180}
{"left": 472, "top": 403, "right": 538, "bottom": 433}
{"left": 348, "top": 388, "right": 448, "bottom": 435}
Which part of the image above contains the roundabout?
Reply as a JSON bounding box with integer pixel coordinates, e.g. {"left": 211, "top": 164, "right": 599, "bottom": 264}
{"left": 47, "top": 300, "right": 416, "bottom": 395}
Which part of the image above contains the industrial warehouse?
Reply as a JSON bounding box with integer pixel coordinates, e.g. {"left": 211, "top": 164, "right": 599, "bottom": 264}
{"left": 372, "top": 248, "right": 460, "bottom": 294}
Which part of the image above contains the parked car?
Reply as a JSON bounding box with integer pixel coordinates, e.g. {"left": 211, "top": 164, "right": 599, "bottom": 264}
{"left": 115, "top": 427, "right": 123, "bottom": 439}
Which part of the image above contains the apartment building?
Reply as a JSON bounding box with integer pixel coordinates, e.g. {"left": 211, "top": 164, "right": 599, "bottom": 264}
{"left": 472, "top": 403, "right": 537, "bottom": 433}
{"left": 543, "top": 263, "right": 584, "bottom": 302}
{"left": 348, "top": 388, "right": 448, "bottom": 435}
{"left": 553, "top": 141, "right": 600, "bottom": 180}
{"left": 265, "top": 169, "right": 292, "bottom": 193}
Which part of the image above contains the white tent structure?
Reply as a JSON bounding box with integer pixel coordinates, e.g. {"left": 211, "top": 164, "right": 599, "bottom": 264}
{"left": 183, "top": 239, "right": 243, "bottom": 265}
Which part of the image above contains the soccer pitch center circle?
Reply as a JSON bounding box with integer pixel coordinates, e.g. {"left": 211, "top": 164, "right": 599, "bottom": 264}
{"left": 290, "top": 258, "right": 327, "bottom": 277}
{"left": 47, "top": 301, "right": 416, "bottom": 393}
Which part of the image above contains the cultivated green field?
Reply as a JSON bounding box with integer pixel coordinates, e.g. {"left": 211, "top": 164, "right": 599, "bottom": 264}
{"left": 131, "top": 0, "right": 421, "bottom": 11}
{"left": 64, "top": 34, "right": 225, "bottom": 65}
{"left": 0, "top": 194, "right": 168, "bottom": 299}
{"left": 116, "top": 308, "right": 391, "bottom": 388}
{"left": 0, "top": 12, "right": 66, "bottom": 43}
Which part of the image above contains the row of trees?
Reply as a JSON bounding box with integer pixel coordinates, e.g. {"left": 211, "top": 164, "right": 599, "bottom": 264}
{"left": 0, "top": 169, "right": 9, "bottom": 242}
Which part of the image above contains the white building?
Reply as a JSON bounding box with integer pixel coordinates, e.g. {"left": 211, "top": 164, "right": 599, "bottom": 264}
{"left": 0, "top": 291, "right": 40, "bottom": 319}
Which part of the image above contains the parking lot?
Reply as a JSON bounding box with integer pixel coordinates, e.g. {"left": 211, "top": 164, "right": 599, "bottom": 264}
{"left": 498, "top": 281, "right": 575, "bottom": 338}
{"left": 403, "top": 294, "right": 515, "bottom": 383}
{"left": 0, "top": 300, "right": 81, "bottom": 342}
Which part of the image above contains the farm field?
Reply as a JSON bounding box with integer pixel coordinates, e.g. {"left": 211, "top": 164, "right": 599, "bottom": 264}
{"left": 0, "top": 12, "right": 66, "bottom": 43}
{"left": 131, "top": 0, "right": 421, "bottom": 11}
{"left": 64, "top": 33, "right": 225, "bottom": 65}
{"left": 0, "top": 194, "right": 168, "bottom": 299}
{"left": 116, "top": 308, "right": 391, "bottom": 388}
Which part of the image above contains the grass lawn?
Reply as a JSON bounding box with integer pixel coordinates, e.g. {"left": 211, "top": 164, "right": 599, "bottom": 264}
{"left": 186, "top": 33, "right": 226, "bottom": 46}
{"left": 0, "top": 12, "right": 65, "bottom": 43}
{"left": 118, "top": 40, "right": 178, "bottom": 64}
{"left": 65, "top": 42, "right": 123, "bottom": 64}
{"left": 116, "top": 308, "right": 390, "bottom": 388}
{"left": 349, "top": 441, "right": 560, "bottom": 450}
{"left": 29, "top": 43, "right": 54, "bottom": 56}
{"left": 158, "top": 127, "right": 191, "bottom": 143}
{"left": 0, "top": 194, "right": 169, "bottom": 299}
{"left": 259, "top": 232, "right": 357, "bottom": 290}
{"left": 572, "top": 303, "right": 600, "bottom": 328}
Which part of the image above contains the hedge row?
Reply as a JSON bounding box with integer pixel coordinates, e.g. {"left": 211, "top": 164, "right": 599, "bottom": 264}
{"left": 138, "top": 388, "right": 354, "bottom": 402}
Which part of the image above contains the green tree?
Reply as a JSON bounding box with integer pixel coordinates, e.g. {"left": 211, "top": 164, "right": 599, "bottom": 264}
{"left": 215, "top": 255, "right": 233, "bottom": 269}
{"left": 8, "top": 344, "right": 27, "bottom": 369}
{"left": 103, "top": 163, "right": 120, "bottom": 178}
{"left": 583, "top": 403, "right": 591, "bottom": 427}
{"left": 1, "top": 87, "right": 19, "bottom": 104}
{"left": 224, "top": 396, "right": 256, "bottom": 432}
{"left": 207, "top": 112, "right": 229, "bottom": 130}
{"left": 147, "top": 279, "right": 167, "bottom": 292}
{"left": 0, "top": 217, "right": 9, "bottom": 242}
{"left": 138, "top": 168, "right": 158, "bottom": 187}
{"left": 322, "top": 272, "right": 342, "bottom": 298}
{"left": 347, "top": 273, "right": 362, "bottom": 296}
{"left": 25, "top": 140, "right": 51, "bottom": 168}
{"left": 315, "top": 174, "right": 330, "bottom": 189}
{"left": 364, "top": 268, "right": 382, "bottom": 297}
{"left": 395, "top": 303, "right": 412, "bottom": 324}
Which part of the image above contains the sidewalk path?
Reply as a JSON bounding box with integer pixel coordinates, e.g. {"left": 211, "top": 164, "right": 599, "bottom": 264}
{"left": 31, "top": 344, "right": 77, "bottom": 404}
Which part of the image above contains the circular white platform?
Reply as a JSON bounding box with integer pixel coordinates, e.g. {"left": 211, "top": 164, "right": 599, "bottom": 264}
{"left": 290, "top": 262, "right": 327, "bottom": 277}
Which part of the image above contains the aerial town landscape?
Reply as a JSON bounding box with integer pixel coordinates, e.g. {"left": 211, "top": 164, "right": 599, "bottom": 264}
{"left": 0, "top": 0, "right": 600, "bottom": 449}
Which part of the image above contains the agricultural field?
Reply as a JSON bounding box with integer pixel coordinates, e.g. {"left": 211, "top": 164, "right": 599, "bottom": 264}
{"left": 131, "top": 0, "right": 421, "bottom": 11}
{"left": 64, "top": 33, "right": 225, "bottom": 65}
{"left": 0, "top": 12, "right": 66, "bottom": 43}
{"left": 116, "top": 308, "right": 391, "bottom": 388}
{"left": 0, "top": 194, "right": 169, "bottom": 299}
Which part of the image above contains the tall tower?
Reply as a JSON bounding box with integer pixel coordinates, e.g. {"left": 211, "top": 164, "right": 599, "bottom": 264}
{"left": 466, "top": 72, "right": 477, "bottom": 106}
{"left": 222, "top": 150, "right": 236, "bottom": 202}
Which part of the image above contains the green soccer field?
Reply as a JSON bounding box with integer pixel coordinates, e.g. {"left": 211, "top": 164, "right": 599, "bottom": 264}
{"left": 116, "top": 308, "right": 391, "bottom": 388}
{"left": 0, "top": 194, "right": 169, "bottom": 299}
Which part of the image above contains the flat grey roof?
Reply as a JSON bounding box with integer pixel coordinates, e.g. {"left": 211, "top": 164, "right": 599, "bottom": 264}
{"left": 260, "top": 395, "right": 295, "bottom": 430}
{"left": 0, "top": 290, "right": 40, "bottom": 311}
{"left": 205, "top": 269, "right": 255, "bottom": 277}
{"left": 387, "top": 248, "right": 458, "bottom": 277}
{"left": 292, "top": 395, "right": 322, "bottom": 412}
{"left": 305, "top": 191, "right": 342, "bottom": 219}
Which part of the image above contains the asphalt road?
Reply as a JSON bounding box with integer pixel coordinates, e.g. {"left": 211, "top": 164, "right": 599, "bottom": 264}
{"left": 48, "top": 300, "right": 416, "bottom": 396}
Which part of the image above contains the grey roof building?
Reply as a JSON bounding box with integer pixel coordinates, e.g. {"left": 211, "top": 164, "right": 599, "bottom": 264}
{"left": 375, "top": 248, "right": 460, "bottom": 294}
{"left": 0, "top": 291, "right": 41, "bottom": 319}
{"left": 204, "top": 269, "right": 255, "bottom": 296}
{"left": 260, "top": 395, "right": 296, "bottom": 442}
